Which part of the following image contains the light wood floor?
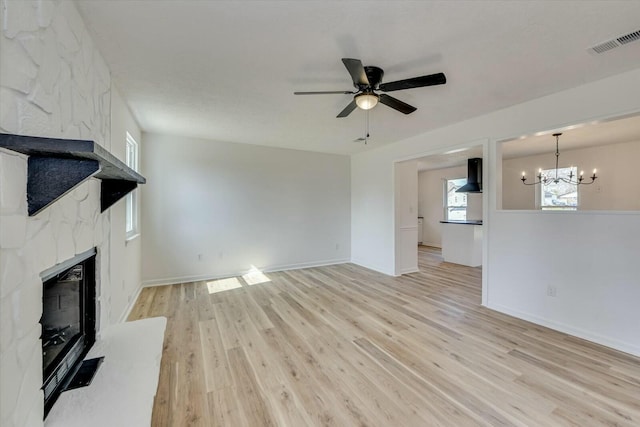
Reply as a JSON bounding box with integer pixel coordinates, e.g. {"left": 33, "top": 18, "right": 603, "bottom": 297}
{"left": 129, "top": 246, "right": 640, "bottom": 426}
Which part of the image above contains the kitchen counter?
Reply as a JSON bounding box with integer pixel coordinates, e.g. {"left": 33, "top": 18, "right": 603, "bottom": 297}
{"left": 440, "top": 221, "right": 483, "bottom": 267}
{"left": 439, "top": 220, "right": 482, "bottom": 225}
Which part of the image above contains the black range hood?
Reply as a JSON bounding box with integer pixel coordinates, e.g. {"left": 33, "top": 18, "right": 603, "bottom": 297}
{"left": 456, "top": 158, "right": 482, "bottom": 193}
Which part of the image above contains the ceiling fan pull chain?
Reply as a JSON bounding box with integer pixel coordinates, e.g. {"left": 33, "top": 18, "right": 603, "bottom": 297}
{"left": 365, "top": 109, "right": 370, "bottom": 144}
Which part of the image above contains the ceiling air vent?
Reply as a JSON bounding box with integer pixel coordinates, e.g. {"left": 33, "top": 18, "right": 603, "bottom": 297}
{"left": 617, "top": 29, "right": 640, "bottom": 45}
{"left": 589, "top": 29, "right": 640, "bottom": 54}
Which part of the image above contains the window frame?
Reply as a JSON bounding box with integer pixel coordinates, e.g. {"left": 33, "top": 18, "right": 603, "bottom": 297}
{"left": 125, "top": 132, "right": 139, "bottom": 240}
{"left": 539, "top": 166, "right": 578, "bottom": 211}
{"left": 443, "top": 177, "right": 468, "bottom": 221}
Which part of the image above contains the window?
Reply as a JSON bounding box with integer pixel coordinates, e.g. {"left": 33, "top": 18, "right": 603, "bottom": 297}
{"left": 125, "top": 133, "right": 139, "bottom": 238}
{"left": 540, "top": 166, "right": 578, "bottom": 211}
{"left": 444, "top": 178, "right": 467, "bottom": 220}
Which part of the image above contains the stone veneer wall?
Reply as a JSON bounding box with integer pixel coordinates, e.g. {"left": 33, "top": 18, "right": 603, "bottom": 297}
{"left": 0, "top": 1, "right": 114, "bottom": 425}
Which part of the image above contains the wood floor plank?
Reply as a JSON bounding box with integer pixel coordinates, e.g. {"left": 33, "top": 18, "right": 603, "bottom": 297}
{"left": 128, "top": 286, "right": 155, "bottom": 320}
{"left": 262, "top": 302, "right": 379, "bottom": 426}
{"left": 133, "top": 246, "right": 640, "bottom": 426}
{"left": 227, "top": 347, "right": 276, "bottom": 426}
{"left": 207, "top": 387, "right": 246, "bottom": 427}
{"left": 258, "top": 326, "right": 350, "bottom": 426}
{"left": 199, "top": 319, "right": 232, "bottom": 392}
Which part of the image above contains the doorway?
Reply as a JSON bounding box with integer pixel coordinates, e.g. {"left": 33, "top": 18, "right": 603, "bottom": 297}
{"left": 394, "top": 143, "right": 485, "bottom": 275}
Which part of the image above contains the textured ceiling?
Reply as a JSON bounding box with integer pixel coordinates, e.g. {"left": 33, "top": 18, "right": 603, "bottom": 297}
{"left": 75, "top": 1, "right": 640, "bottom": 155}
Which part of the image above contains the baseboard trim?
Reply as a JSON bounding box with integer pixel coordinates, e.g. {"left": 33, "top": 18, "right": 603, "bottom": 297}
{"left": 350, "top": 258, "right": 395, "bottom": 276}
{"left": 397, "top": 267, "right": 419, "bottom": 276}
{"left": 488, "top": 303, "right": 640, "bottom": 357}
{"left": 141, "top": 258, "right": 351, "bottom": 288}
{"left": 118, "top": 283, "right": 144, "bottom": 323}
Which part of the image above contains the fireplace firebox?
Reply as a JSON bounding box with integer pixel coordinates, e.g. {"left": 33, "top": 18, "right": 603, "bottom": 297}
{"left": 40, "top": 248, "right": 97, "bottom": 416}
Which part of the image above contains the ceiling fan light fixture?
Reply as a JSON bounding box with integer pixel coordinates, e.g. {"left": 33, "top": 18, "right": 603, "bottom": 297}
{"left": 355, "top": 92, "right": 379, "bottom": 110}
{"left": 294, "top": 58, "right": 445, "bottom": 117}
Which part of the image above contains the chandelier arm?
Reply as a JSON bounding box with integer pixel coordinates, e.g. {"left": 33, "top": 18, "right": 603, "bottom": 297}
{"left": 521, "top": 177, "right": 544, "bottom": 186}
{"left": 577, "top": 179, "right": 597, "bottom": 185}
{"left": 557, "top": 176, "right": 599, "bottom": 185}
{"left": 558, "top": 177, "right": 576, "bottom": 185}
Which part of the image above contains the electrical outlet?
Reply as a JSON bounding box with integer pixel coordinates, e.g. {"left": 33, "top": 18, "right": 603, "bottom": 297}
{"left": 547, "top": 285, "right": 557, "bottom": 297}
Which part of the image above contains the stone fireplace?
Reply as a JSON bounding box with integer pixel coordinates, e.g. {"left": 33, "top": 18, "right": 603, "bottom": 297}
{"left": 0, "top": 2, "right": 113, "bottom": 425}
{"left": 0, "top": 160, "right": 109, "bottom": 425}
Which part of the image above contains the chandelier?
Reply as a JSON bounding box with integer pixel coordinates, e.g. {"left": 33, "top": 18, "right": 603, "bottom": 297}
{"left": 520, "top": 133, "right": 598, "bottom": 186}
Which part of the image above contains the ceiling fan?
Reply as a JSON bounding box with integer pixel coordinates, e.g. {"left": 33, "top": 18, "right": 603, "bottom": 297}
{"left": 294, "top": 58, "right": 446, "bottom": 118}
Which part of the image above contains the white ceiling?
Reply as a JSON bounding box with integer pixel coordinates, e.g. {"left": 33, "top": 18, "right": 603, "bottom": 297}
{"left": 75, "top": 1, "right": 640, "bottom": 155}
{"left": 416, "top": 146, "right": 483, "bottom": 172}
{"left": 416, "top": 113, "right": 640, "bottom": 172}
{"left": 501, "top": 113, "right": 640, "bottom": 159}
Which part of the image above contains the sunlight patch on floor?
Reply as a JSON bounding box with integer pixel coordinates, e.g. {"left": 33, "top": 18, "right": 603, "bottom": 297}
{"left": 242, "top": 266, "right": 271, "bottom": 286}
{"left": 206, "top": 277, "right": 242, "bottom": 294}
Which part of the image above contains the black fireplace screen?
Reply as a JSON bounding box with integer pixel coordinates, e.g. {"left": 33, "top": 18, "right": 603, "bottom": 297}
{"left": 41, "top": 249, "right": 96, "bottom": 416}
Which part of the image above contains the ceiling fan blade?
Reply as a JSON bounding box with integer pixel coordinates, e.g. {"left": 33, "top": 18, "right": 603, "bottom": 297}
{"left": 337, "top": 99, "right": 357, "bottom": 118}
{"left": 379, "top": 72, "right": 446, "bottom": 92}
{"left": 379, "top": 94, "right": 417, "bottom": 114}
{"left": 294, "top": 90, "right": 355, "bottom": 95}
{"left": 342, "top": 58, "right": 369, "bottom": 86}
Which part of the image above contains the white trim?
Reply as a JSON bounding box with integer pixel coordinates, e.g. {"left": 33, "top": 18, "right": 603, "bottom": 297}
{"left": 422, "top": 241, "right": 441, "bottom": 248}
{"left": 118, "top": 282, "right": 144, "bottom": 323}
{"left": 350, "top": 258, "right": 395, "bottom": 276}
{"left": 488, "top": 303, "right": 640, "bottom": 358}
{"left": 125, "top": 132, "right": 139, "bottom": 237}
{"left": 481, "top": 141, "right": 490, "bottom": 307}
{"left": 444, "top": 176, "right": 469, "bottom": 221}
{"left": 495, "top": 209, "right": 640, "bottom": 215}
{"left": 141, "top": 258, "right": 351, "bottom": 287}
{"left": 125, "top": 233, "right": 140, "bottom": 244}
{"left": 397, "top": 267, "right": 420, "bottom": 275}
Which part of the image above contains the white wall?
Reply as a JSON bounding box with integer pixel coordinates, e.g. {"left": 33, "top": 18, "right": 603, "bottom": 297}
{"left": 0, "top": 1, "right": 131, "bottom": 425}
{"left": 419, "top": 165, "right": 455, "bottom": 245}
{"left": 351, "top": 153, "right": 394, "bottom": 273}
{"left": 394, "top": 160, "right": 418, "bottom": 275}
{"left": 141, "top": 133, "right": 350, "bottom": 285}
{"left": 109, "top": 86, "right": 143, "bottom": 322}
{"left": 351, "top": 67, "right": 640, "bottom": 356}
{"left": 503, "top": 139, "right": 640, "bottom": 210}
